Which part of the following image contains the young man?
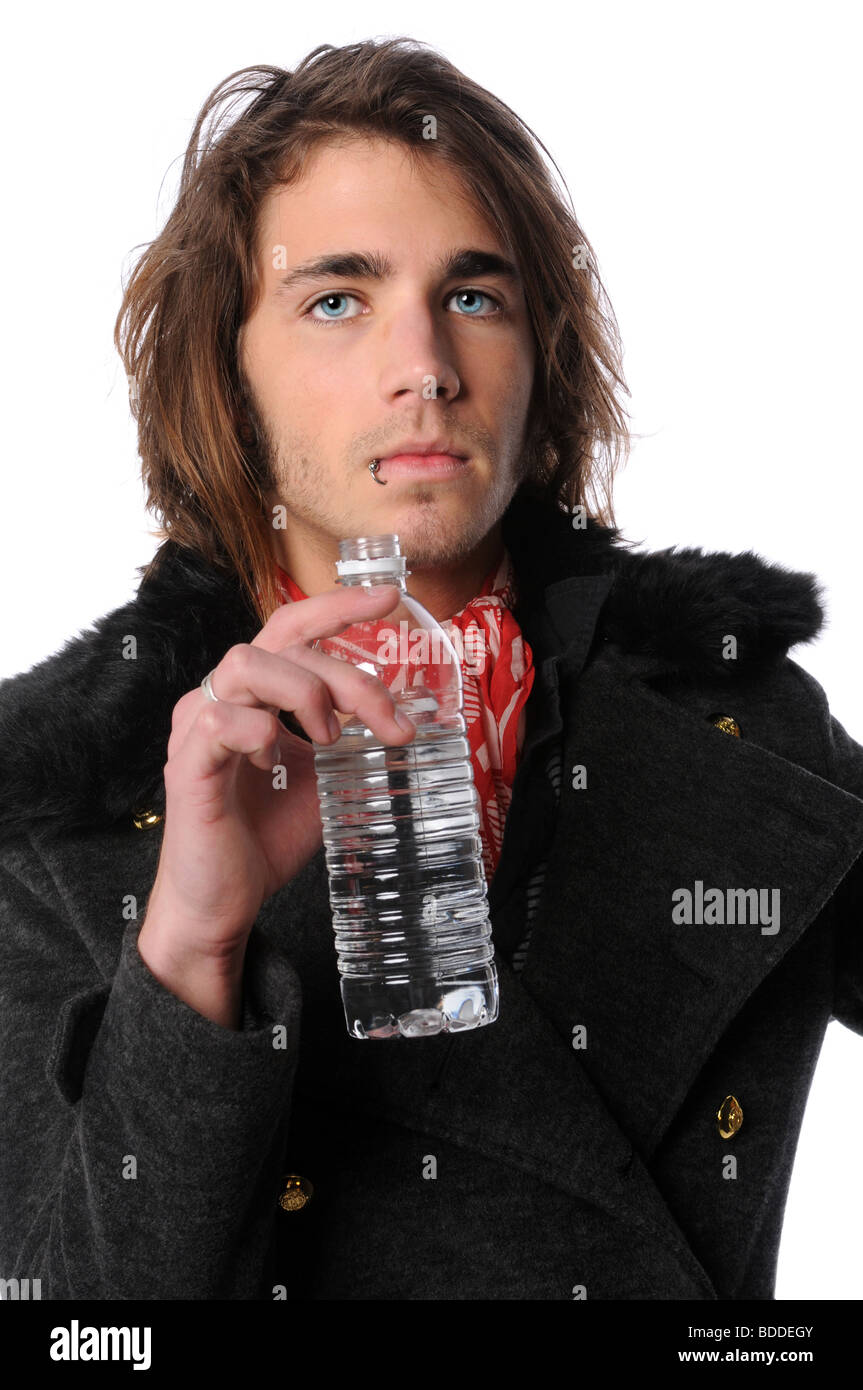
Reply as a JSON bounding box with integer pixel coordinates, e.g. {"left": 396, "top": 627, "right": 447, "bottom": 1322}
{"left": 1, "top": 38, "right": 861, "bottom": 1301}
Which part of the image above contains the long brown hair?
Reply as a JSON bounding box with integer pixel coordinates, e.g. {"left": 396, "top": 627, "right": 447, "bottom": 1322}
{"left": 116, "top": 37, "right": 633, "bottom": 627}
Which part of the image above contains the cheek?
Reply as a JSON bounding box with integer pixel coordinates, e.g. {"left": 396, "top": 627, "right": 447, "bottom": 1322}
{"left": 243, "top": 318, "right": 324, "bottom": 405}
{"left": 282, "top": 334, "right": 361, "bottom": 397}
{"left": 499, "top": 353, "right": 534, "bottom": 421}
{"left": 515, "top": 328, "right": 536, "bottom": 385}
{"left": 486, "top": 332, "right": 534, "bottom": 403}
{"left": 261, "top": 356, "right": 330, "bottom": 420}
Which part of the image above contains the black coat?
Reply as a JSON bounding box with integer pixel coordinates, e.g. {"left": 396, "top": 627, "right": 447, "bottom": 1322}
{"left": 1, "top": 488, "right": 861, "bottom": 1300}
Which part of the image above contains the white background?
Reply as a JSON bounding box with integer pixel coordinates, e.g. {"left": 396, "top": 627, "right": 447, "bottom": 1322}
{"left": 1, "top": 0, "right": 860, "bottom": 1298}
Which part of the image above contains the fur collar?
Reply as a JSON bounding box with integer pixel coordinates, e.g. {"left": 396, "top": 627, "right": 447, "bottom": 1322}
{"left": 0, "top": 488, "right": 825, "bottom": 845}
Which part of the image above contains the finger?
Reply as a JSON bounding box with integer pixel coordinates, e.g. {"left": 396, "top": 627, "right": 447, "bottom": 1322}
{"left": 169, "top": 585, "right": 403, "bottom": 754}
{"left": 168, "top": 678, "right": 282, "bottom": 759}
{"left": 166, "top": 700, "right": 284, "bottom": 798}
{"left": 251, "top": 583, "right": 401, "bottom": 655}
{"left": 194, "top": 640, "right": 414, "bottom": 748}
{"left": 273, "top": 642, "right": 415, "bottom": 743}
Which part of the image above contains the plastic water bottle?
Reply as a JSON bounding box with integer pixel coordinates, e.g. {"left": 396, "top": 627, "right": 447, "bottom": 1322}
{"left": 311, "top": 533, "right": 499, "bottom": 1040}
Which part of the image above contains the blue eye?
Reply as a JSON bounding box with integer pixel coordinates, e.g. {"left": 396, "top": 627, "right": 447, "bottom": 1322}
{"left": 448, "top": 289, "right": 496, "bottom": 315}
{"left": 307, "top": 292, "right": 357, "bottom": 322}
{"left": 304, "top": 288, "right": 504, "bottom": 326}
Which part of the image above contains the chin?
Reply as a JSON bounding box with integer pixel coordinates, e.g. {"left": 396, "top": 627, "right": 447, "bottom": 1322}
{"left": 377, "top": 507, "right": 486, "bottom": 569}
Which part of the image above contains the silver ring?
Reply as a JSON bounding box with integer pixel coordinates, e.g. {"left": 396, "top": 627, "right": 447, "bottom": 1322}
{"left": 201, "top": 669, "right": 220, "bottom": 702}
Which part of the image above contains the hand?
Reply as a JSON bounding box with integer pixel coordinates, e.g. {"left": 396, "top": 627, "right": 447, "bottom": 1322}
{"left": 139, "top": 583, "right": 416, "bottom": 968}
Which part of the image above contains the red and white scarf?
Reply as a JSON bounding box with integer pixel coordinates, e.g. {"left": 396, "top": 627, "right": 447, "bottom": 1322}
{"left": 274, "top": 551, "right": 535, "bottom": 883}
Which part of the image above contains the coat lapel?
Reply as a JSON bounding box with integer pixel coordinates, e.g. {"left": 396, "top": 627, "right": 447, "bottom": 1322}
{"left": 516, "top": 646, "right": 863, "bottom": 1160}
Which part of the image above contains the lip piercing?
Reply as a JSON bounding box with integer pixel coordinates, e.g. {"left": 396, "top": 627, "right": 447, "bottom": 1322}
{"left": 369, "top": 458, "right": 387, "bottom": 485}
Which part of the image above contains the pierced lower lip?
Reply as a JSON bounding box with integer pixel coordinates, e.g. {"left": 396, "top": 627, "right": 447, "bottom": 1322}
{"left": 376, "top": 453, "right": 468, "bottom": 478}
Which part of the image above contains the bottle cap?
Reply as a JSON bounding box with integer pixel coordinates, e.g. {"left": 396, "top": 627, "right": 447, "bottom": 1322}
{"left": 335, "top": 555, "right": 409, "bottom": 580}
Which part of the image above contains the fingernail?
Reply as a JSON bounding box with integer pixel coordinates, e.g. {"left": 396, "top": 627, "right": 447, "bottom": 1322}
{"left": 394, "top": 708, "right": 415, "bottom": 732}
{"left": 328, "top": 712, "right": 342, "bottom": 740}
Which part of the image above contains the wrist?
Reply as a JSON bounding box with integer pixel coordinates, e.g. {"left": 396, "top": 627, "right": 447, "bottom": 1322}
{"left": 140, "top": 878, "right": 254, "bottom": 966}
{"left": 138, "top": 901, "right": 248, "bottom": 1030}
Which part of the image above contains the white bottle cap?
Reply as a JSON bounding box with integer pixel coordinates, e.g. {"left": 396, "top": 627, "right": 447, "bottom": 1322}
{"left": 335, "top": 555, "right": 410, "bottom": 580}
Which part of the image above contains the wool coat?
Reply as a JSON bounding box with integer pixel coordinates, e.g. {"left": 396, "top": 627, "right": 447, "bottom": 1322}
{"left": 1, "top": 487, "right": 861, "bottom": 1301}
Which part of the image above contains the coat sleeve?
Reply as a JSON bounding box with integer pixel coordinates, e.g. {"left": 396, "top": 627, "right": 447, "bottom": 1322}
{"left": 823, "top": 706, "right": 863, "bottom": 1035}
{"left": 0, "top": 830, "right": 302, "bottom": 1300}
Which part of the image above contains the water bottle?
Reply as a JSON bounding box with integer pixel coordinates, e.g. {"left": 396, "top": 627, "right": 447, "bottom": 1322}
{"left": 311, "top": 533, "right": 499, "bottom": 1040}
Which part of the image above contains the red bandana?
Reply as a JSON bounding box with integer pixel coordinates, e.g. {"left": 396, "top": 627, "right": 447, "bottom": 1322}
{"left": 274, "top": 552, "right": 535, "bottom": 884}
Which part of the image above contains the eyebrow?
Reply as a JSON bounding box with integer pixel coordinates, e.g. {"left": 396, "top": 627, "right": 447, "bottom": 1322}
{"left": 275, "top": 248, "right": 522, "bottom": 294}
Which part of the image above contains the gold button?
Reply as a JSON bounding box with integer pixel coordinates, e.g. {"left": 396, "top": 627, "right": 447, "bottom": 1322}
{"left": 278, "top": 1174, "right": 314, "bottom": 1212}
{"left": 710, "top": 714, "right": 741, "bottom": 738}
{"left": 132, "top": 808, "right": 164, "bottom": 830}
{"left": 717, "top": 1094, "right": 743, "bottom": 1138}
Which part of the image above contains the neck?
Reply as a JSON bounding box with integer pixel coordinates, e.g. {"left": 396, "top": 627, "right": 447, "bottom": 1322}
{"left": 270, "top": 520, "right": 506, "bottom": 621}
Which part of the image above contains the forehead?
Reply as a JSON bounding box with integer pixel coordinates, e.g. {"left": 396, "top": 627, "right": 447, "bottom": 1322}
{"left": 255, "top": 136, "right": 503, "bottom": 257}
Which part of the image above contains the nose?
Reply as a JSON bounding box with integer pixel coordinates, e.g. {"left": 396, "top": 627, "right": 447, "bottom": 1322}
{"left": 375, "top": 298, "right": 461, "bottom": 403}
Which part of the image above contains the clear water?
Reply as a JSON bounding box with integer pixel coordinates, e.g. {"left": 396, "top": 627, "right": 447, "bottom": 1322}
{"left": 313, "top": 713, "right": 499, "bottom": 1039}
